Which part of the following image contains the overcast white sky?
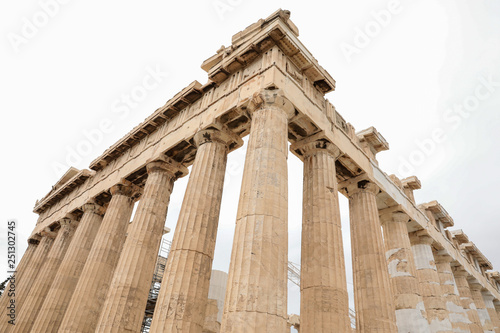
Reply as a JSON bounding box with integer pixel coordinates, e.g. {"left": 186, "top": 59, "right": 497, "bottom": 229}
{"left": 1, "top": 0, "right": 499, "bottom": 318}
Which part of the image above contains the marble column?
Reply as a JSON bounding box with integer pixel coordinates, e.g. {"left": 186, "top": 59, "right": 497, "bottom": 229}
{"left": 453, "top": 267, "right": 483, "bottom": 333}
{"left": 495, "top": 302, "right": 500, "bottom": 331}
{"left": 469, "top": 281, "right": 494, "bottom": 332}
{"left": 221, "top": 89, "right": 294, "bottom": 333}
{"left": 482, "top": 292, "right": 500, "bottom": 333}
{"left": 0, "top": 231, "right": 55, "bottom": 331}
{"left": 0, "top": 235, "right": 39, "bottom": 326}
{"left": 410, "top": 232, "right": 452, "bottom": 332}
{"left": 58, "top": 181, "right": 138, "bottom": 333}
{"left": 31, "top": 202, "right": 105, "bottom": 333}
{"left": 291, "top": 136, "right": 350, "bottom": 332}
{"left": 150, "top": 128, "right": 240, "bottom": 333}
{"left": 380, "top": 211, "right": 430, "bottom": 332}
{"left": 12, "top": 237, "right": 39, "bottom": 282}
{"left": 434, "top": 252, "right": 471, "bottom": 332}
{"left": 13, "top": 216, "right": 78, "bottom": 332}
{"left": 95, "top": 157, "right": 187, "bottom": 333}
{"left": 343, "top": 179, "right": 397, "bottom": 332}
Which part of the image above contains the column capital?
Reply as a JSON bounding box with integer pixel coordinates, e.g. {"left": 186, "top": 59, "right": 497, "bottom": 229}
{"left": 247, "top": 88, "right": 295, "bottom": 119}
{"left": 287, "top": 314, "right": 300, "bottom": 331}
{"left": 146, "top": 156, "right": 189, "bottom": 179}
{"left": 409, "top": 230, "right": 434, "bottom": 246}
{"left": 41, "top": 227, "right": 58, "bottom": 239}
{"left": 60, "top": 216, "right": 79, "bottom": 228}
{"left": 380, "top": 210, "right": 408, "bottom": 224}
{"left": 452, "top": 266, "right": 471, "bottom": 278}
{"left": 481, "top": 291, "right": 495, "bottom": 302}
{"left": 28, "top": 234, "right": 42, "bottom": 245}
{"left": 110, "top": 180, "right": 142, "bottom": 198}
{"left": 290, "top": 132, "right": 341, "bottom": 161}
{"left": 468, "top": 279, "right": 483, "bottom": 291}
{"left": 81, "top": 201, "right": 105, "bottom": 216}
{"left": 193, "top": 126, "right": 243, "bottom": 149}
{"left": 434, "top": 250, "right": 454, "bottom": 263}
{"left": 340, "top": 177, "right": 379, "bottom": 198}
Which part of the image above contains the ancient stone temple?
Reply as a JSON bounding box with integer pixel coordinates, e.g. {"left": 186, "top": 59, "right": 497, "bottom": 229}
{"left": 2, "top": 9, "right": 499, "bottom": 333}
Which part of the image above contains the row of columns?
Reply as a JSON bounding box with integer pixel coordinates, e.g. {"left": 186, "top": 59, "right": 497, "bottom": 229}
{"left": 2, "top": 88, "right": 500, "bottom": 333}
{"left": 15, "top": 217, "right": 78, "bottom": 332}
{"left": 59, "top": 182, "right": 139, "bottom": 333}
{"left": 0, "top": 235, "right": 39, "bottom": 326}
{"left": 0, "top": 121, "right": 239, "bottom": 333}
{"left": 34, "top": 203, "right": 104, "bottom": 332}
{"left": 0, "top": 231, "right": 54, "bottom": 332}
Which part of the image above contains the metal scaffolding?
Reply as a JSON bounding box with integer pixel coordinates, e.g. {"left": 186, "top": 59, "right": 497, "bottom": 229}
{"left": 140, "top": 238, "right": 172, "bottom": 333}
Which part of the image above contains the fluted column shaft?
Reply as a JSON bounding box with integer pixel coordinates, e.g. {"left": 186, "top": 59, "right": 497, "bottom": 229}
{"left": 482, "top": 292, "right": 500, "bottom": 333}
{"left": 434, "top": 253, "right": 471, "bottom": 332}
{"left": 96, "top": 158, "right": 187, "bottom": 333}
{"left": 0, "top": 237, "right": 38, "bottom": 327}
{"left": 294, "top": 139, "right": 350, "bottom": 332}
{"left": 150, "top": 129, "right": 237, "bottom": 333}
{"left": 58, "top": 183, "right": 137, "bottom": 333}
{"left": 221, "top": 89, "right": 293, "bottom": 333}
{"left": 31, "top": 203, "right": 104, "bottom": 333}
{"left": 9, "top": 238, "right": 38, "bottom": 283}
{"left": 346, "top": 180, "right": 397, "bottom": 332}
{"left": 453, "top": 268, "right": 483, "bottom": 333}
{"left": 381, "top": 212, "right": 430, "bottom": 332}
{"left": 13, "top": 218, "right": 78, "bottom": 332}
{"left": 495, "top": 303, "right": 500, "bottom": 331}
{"left": 469, "top": 282, "right": 494, "bottom": 332}
{"left": 0, "top": 233, "right": 54, "bottom": 331}
{"left": 410, "top": 233, "right": 452, "bottom": 332}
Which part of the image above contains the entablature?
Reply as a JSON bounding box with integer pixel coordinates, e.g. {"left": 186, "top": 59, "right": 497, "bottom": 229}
{"left": 34, "top": 168, "right": 94, "bottom": 214}
{"left": 488, "top": 272, "right": 500, "bottom": 292}
{"left": 401, "top": 176, "right": 421, "bottom": 190}
{"left": 451, "top": 229, "right": 469, "bottom": 244}
{"left": 460, "top": 242, "right": 493, "bottom": 271}
{"left": 356, "top": 126, "right": 389, "bottom": 160}
{"left": 488, "top": 271, "right": 500, "bottom": 285}
{"left": 201, "top": 9, "right": 335, "bottom": 93}
{"left": 89, "top": 81, "right": 204, "bottom": 172}
{"left": 419, "top": 200, "right": 454, "bottom": 228}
